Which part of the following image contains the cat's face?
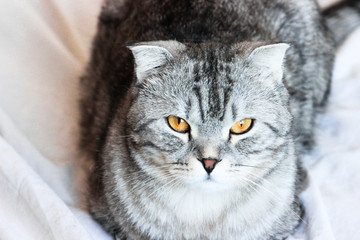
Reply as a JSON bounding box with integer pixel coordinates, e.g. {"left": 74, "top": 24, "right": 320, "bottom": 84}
{"left": 126, "top": 41, "right": 293, "bottom": 191}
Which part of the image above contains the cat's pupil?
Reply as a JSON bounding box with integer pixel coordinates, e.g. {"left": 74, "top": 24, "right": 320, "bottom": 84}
{"left": 178, "top": 118, "right": 181, "bottom": 125}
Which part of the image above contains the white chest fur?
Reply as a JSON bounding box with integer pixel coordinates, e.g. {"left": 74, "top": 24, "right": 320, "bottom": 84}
{"left": 123, "top": 170, "right": 296, "bottom": 240}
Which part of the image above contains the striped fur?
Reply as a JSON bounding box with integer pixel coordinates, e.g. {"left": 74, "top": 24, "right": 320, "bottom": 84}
{"left": 324, "top": 0, "right": 360, "bottom": 46}
{"left": 79, "top": 0, "right": 359, "bottom": 239}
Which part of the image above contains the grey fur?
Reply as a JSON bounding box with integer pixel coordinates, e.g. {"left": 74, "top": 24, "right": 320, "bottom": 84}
{"left": 79, "top": 0, "right": 359, "bottom": 239}
{"left": 324, "top": 0, "right": 360, "bottom": 46}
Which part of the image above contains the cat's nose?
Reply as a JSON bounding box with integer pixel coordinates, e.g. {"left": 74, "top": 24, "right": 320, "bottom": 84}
{"left": 199, "top": 158, "right": 221, "bottom": 174}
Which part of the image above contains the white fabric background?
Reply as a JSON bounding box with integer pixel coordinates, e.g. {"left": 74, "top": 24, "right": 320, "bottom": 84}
{"left": 0, "top": 0, "right": 359, "bottom": 239}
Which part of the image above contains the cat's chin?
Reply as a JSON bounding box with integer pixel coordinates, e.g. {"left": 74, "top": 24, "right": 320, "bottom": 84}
{"left": 184, "top": 175, "right": 235, "bottom": 193}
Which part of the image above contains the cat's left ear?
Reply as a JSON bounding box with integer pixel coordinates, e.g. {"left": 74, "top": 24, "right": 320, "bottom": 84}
{"left": 248, "top": 43, "right": 290, "bottom": 83}
{"left": 128, "top": 40, "right": 185, "bottom": 84}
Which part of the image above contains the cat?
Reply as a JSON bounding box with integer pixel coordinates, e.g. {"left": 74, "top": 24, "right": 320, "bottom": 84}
{"left": 79, "top": 0, "right": 360, "bottom": 239}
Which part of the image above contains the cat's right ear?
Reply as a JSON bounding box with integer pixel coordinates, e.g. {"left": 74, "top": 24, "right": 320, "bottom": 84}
{"left": 127, "top": 41, "right": 185, "bottom": 84}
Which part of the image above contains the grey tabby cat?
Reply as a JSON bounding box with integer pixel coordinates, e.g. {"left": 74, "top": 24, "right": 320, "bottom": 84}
{"left": 79, "top": 0, "right": 360, "bottom": 239}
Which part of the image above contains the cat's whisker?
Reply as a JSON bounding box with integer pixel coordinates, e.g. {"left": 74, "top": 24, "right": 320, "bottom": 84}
{"left": 146, "top": 177, "right": 182, "bottom": 200}
{"left": 121, "top": 171, "right": 174, "bottom": 190}
{"left": 238, "top": 174, "right": 306, "bottom": 225}
{"left": 232, "top": 163, "right": 268, "bottom": 169}
{"left": 115, "top": 134, "right": 137, "bottom": 138}
{"left": 124, "top": 176, "right": 172, "bottom": 197}
{"left": 165, "top": 162, "right": 188, "bottom": 166}
{"left": 240, "top": 177, "right": 304, "bottom": 225}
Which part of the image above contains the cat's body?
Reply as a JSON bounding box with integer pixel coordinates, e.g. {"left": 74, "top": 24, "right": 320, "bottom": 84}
{"left": 80, "top": 0, "right": 360, "bottom": 239}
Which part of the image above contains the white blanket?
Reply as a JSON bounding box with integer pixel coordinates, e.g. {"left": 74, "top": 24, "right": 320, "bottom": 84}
{"left": 0, "top": 0, "right": 359, "bottom": 239}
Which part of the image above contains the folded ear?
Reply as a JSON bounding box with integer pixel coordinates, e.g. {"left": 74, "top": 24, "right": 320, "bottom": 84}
{"left": 128, "top": 40, "right": 185, "bottom": 84}
{"left": 248, "top": 43, "right": 290, "bottom": 83}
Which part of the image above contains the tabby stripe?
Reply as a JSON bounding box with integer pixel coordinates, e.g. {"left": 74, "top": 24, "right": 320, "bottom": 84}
{"left": 220, "top": 87, "right": 231, "bottom": 121}
{"left": 185, "top": 99, "right": 192, "bottom": 119}
{"left": 264, "top": 122, "right": 288, "bottom": 137}
{"left": 193, "top": 63, "right": 201, "bottom": 82}
{"left": 261, "top": 146, "right": 288, "bottom": 180}
{"left": 231, "top": 103, "right": 237, "bottom": 121}
{"left": 193, "top": 86, "right": 204, "bottom": 121}
{"left": 133, "top": 119, "right": 157, "bottom": 133}
{"left": 141, "top": 141, "right": 178, "bottom": 153}
{"left": 207, "top": 50, "right": 222, "bottom": 118}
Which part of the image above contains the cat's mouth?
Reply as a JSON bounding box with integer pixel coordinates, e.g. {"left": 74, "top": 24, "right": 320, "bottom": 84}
{"left": 190, "top": 176, "right": 232, "bottom": 192}
{"left": 205, "top": 175, "right": 214, "bottom": 181}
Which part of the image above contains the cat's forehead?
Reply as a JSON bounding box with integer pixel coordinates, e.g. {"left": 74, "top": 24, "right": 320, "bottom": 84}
{"left": 135, "top": 41, "right": 287, "bottom": 124}
{"left": 169, "top": 66, "right": 244, "bottom": 123}
{"left": 173, "top": 45, "right": 242, "bottom": 87}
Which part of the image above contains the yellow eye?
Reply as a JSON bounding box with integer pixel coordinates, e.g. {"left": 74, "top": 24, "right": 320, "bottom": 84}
{"left": 167, "top": 116, "right": 190, "bottom": 133}
{"left": 230, "top": 118, "right": 254, "bottom": 134}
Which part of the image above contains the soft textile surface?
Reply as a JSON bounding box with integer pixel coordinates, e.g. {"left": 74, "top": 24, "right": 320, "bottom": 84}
{"left": 0, "top": 0, "right": 359, "bottom": 239}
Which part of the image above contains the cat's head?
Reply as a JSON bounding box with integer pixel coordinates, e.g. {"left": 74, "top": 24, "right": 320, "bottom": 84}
{"left": 125, "top": 40, "right": 294, "bottom": 191}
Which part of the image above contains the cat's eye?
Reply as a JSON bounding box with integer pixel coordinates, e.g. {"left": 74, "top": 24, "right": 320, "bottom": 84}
{"left": 167, "top": 116, "right": 190, "bottom": 133}
{"left": 230, "top": 118, "right": 254, "bottom": 134}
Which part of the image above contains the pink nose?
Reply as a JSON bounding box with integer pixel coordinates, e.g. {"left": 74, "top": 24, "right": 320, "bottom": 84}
{"left": 200, "top": 158, "right": 220, "bottom": 174}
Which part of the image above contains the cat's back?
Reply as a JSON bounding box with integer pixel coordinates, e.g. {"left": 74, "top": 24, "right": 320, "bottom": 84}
{"left": 110, "top": 0, "right": 323, "bottom": 44}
